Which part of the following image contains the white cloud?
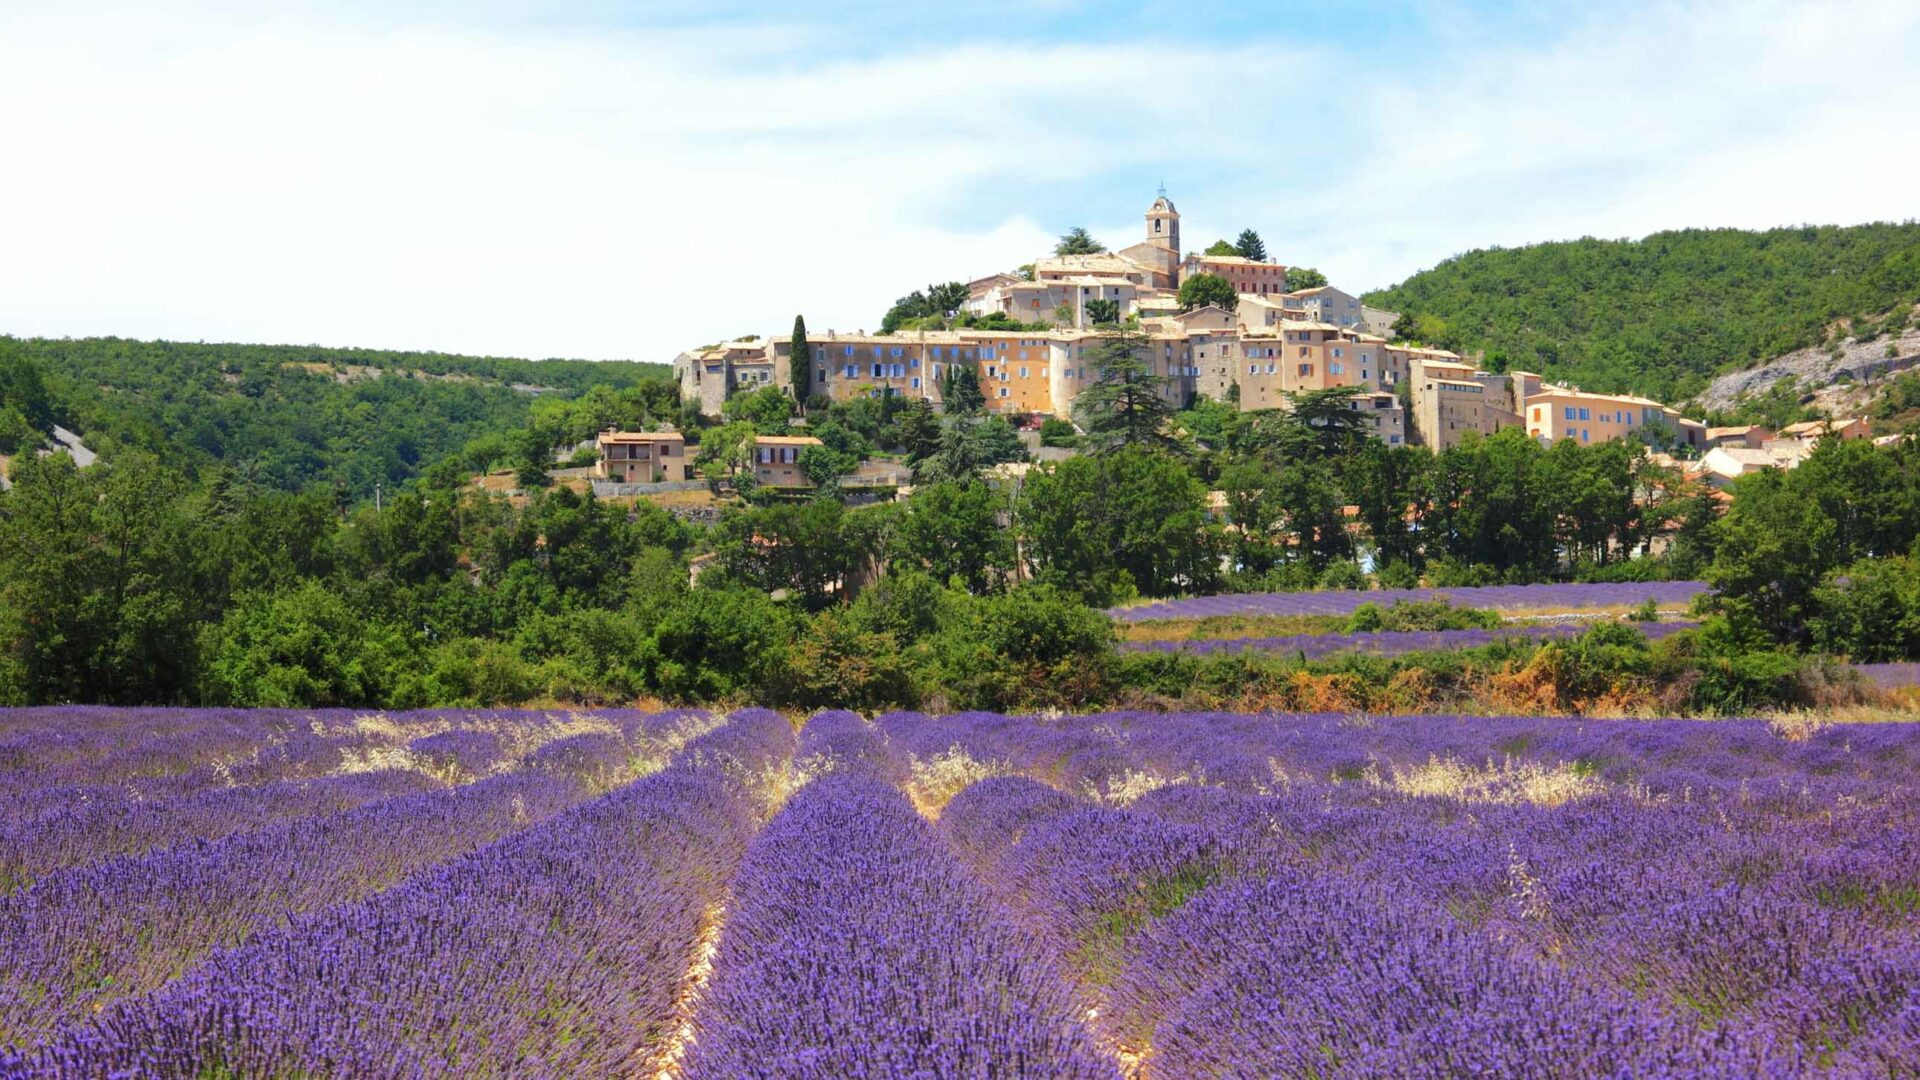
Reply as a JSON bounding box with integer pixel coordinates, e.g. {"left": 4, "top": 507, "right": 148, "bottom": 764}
{"left": 0, "top": 1, "right": 1914, "bottom": 361}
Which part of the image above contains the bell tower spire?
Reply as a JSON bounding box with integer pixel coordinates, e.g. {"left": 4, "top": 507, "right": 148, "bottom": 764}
{"left": 1145, "top": 188, "right": 1180, "bottom": 253}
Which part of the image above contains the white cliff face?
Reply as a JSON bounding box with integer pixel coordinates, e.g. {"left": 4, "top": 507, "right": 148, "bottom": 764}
{"left": 1692, "top": 319, "right": 1920, "bottom": 415}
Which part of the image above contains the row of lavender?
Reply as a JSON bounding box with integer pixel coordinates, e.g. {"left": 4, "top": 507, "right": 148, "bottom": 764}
{"left": 877, "top": 710, "right": 1920, "bottom": 1075}
{"left": 1108, "top": 579, "right": 1711, "bottom": 621}
{"left": 0, "top": 707, "right": 711, "bottom": 894}
{"left": 1122, "top": 619, "right": 1698, "bottom": 658}
{"left": 3, "top": 709, "right": 794, "bottom": 1076}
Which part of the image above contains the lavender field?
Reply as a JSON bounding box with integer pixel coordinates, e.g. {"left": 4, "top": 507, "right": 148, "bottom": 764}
{"left": 1109, "top": 580, "right": 1711, "bottom": 621}
{"left": 3, "top": 705, "right": 1919, "bottom": 1077}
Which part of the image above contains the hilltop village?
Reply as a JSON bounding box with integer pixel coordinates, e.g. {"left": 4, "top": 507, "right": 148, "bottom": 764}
{"left": 670, "top": 194, "right": 1734, "bottom": 461}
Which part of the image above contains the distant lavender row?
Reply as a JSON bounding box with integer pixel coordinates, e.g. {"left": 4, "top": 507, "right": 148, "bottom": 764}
{"left": 1855, "top": 663, "right": 1920, "bottom": 689}
{"left": 684, "top": 773, "right": 1116, "bottom": 1079}
{"left": 0, "top": 769, "right": 439, "bottom": 896}
{"left": 1122, "top": 620, "right": 1699, "bottom": 658}
{"left": 21, "top": 710, "right": 796, "bottom": 1078}
{"left": 0, "top": 771, "right": 585, "bottom": 1047}
{"left": 1109, "top": 580, "right": 1711, "bottom": 621}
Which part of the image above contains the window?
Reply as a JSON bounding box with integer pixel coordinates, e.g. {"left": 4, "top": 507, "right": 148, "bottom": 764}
{"left": 817, "top": 370, "right": 826, "bottom": 384}
{"left": 1330, "top": 362, "right": 1344, "bottom": 375}
{"left": 1019, "top": 367, "right": 1029, "bottom": 378}
{"left": 1532, "top": 407, "right": 1542, "bottom": 421}
{"left": 1249, "top": 364, "right": 1258, "bottom": 374}
{"left": 1389, "top": 435, "right": 1401, "bottom": 445}
{"left": 891, "top": 347, "right": 903, "bottom": 358}
{"left": 1578, "top": 407, "right": 1591, "bottom": 421}
{"left": 872, "top": 363, "right": 883, "bottom": 378}
{"left": 843, "top": 345, "right": 855, "bottom": 357}
{"left": 844, "top": 365, "right": 858, "bottom": 378}
{"left": 1298, "top": 363, "right": 1311, "bottom": 376}
{"left": 998, "top": 387, "right": 1010, "bottom": 398}
{"left": 1564, "top": 406, "right": 1576, "bottom": 420}
{"left": 1332, "top": 347, "right": 1344, "bottom": 358}
{"left": 1581, "top": 430, "right": 1589, "bottom": 441}
{"left": 911, "top": 377, "right": 921, "bottom": 389}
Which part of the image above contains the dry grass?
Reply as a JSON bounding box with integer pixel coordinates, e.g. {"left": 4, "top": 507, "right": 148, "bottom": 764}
{"left": 1084, "top": 768, "right": 1195, "bottom": 807}
{"left": 906, "top": 747, "right": 1013, "bottom": 818}
{"left": 1374, "top": 754, "right": 1607, "bottom": 807}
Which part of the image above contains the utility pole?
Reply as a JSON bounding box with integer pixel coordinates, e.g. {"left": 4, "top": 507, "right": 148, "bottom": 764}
{"left": 375, "top": 483, "right": 382, "bottom": 512}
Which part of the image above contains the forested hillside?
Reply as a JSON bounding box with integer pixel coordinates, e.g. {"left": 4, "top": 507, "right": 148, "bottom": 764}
{"left": 0, "top": 337, "right": 670, "bottom": 498}
{"left": 1366, "top": 223, "right": 1920, "bottom": 401}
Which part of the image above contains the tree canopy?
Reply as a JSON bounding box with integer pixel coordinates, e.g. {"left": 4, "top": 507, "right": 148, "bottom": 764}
{"left": 1287, "top": 266, "right": 1329, "bottom": 290}
{"left": 1177, "top": 272, "right": 1238, "bottom": 312}
{"left": 1054, "top": 228, "right": 1106, "bottom": 255}
{"left": 880, "top": 283, "right": 969, "bottom": 334}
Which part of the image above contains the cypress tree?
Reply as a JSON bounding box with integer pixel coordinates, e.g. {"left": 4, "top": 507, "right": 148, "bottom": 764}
{"left": 789, "top": 315, "right": 810, "bottom": 407}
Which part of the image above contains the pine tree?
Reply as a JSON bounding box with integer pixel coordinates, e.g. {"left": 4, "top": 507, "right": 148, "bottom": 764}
{"left": 1071, "top": 328, "right": 1178, "bottom": 452}
{"left": 1235, "top": 229, "right": 1267, "bottom": 262}
{"left": 1054, "top": 227, "right": 1106, "bottom": 255}
{"left": 943, "top": 365, "right": 986, "bottom": 416}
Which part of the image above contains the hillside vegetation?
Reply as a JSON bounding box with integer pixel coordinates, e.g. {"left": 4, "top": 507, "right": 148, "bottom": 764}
{"left": 0, "top": 337, "right": 670, "bottom": 498}
{"left": 1366, "top": 223, "right": 1920, "bottom": 402}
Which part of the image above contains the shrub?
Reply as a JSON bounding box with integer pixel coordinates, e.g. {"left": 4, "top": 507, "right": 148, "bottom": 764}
{"left": 1317, "top": 560, "right": 1367, "bottom": 591}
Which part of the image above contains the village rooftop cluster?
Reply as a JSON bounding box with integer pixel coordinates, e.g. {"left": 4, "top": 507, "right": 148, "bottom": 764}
{"left": 616, "top": 194, "right": 1878, "bottom": 489}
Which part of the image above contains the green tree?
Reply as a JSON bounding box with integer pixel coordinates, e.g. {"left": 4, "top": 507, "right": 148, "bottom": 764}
{"left": 914, "top": 420, "right": 984, "bottom": 486}
{"left": 198, "top": 580, "right": 416, "bottom": 707}
{"left": 1054, "top": 227, "right": 1107, "bottom": 255}
{"left": 509, "top": 428, "right": 552, "bottom": 488}
{"left": 1287, "top": 266, "right": 1329, "bottom": 290}
{"left": 722, "top": 384, "right": 794, "bottom": 434}
{"left": 1234, "top": 229, "right": 1267, "bottom": 262}
{"left": 1020, "top": 447, "right": 1218, "bottom": 603}
{"left": 638, "top": 587, "right": 796, "bottom": 702}
{"left": 1084, "top": 298, "right": 1120, "bottom": 325}
{"left": 1344, "top": 442, "right": 1432, "bottom": 569}
{"left": 928, "top": 584, "right": 1114, "bottom": 710}
{"left": 942, "top": 364, "right": 986, "bottom": 416}
{"left": 789, "top": 315, "right": 811, "bottom": 407}
{"left": 0, "top": 452, "right": 200, "bottom": 704}
{"left": 0, "top": 344, "right": 53, "bottom": 451}
{"left": 1204, "top": 239, "right": 1238, "bottom": 256}
{"left": 1177, "top": 272, "right": 1238, "bottom": 312}
{"left": 714, "top": 500, "right": 876, "bottom": 611}
{"left": 889, "top": 481, "right": 1014, "bottom": 594}
{"left": 1810, "top": 555, "right": 1920, "bottom": 661}
{"left": 1072, "top": 328, "right": 1177, "bottom": 452}
{"left": 893, "top": 398, "right": 942, "bottom": 462}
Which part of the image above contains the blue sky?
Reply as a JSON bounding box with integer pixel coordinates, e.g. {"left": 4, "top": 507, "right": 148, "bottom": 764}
{"left": 2, "top": 0, "right": 1916, "bottom": 361}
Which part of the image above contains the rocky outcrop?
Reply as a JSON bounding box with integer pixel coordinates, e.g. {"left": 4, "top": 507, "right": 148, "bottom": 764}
{"left": 1694, "top": 324, "right": 1920, "bottom": 414}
